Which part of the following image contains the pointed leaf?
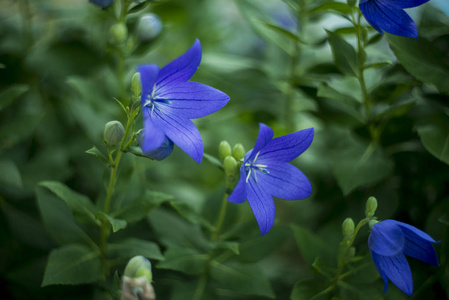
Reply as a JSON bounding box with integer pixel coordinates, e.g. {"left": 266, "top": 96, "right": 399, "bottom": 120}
{"left": 96, "top": 212, "right": 127, "bottom": 232}
{"left": 326, "top": 30, "right": 358, "bottom": 76}
{"left": 0, "top": 84, "right": 29, "bottom": 111}
{"left": 86, "top": 146, "right": 109, "bottom": 165}
{"left": 157, "top": 246, "right": 208, "bottom": 275}
{"left": 107, "top": 238, "right": 164, "bottom": 261}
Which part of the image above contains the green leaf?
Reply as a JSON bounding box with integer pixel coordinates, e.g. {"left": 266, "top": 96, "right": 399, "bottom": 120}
{"left": 36, "top": 187, "right": 97, "bottom": 247}
{"left": 416, "top": 114, "right": 449, "bottom": 165}
{"left": 386, "top": 34, "right": 449, "bottom": 94}
{"left": 107, "top": 238, "right": 164, "bottom": 261}
{"left": 42, "top": 244, "right": 102, "bottom": 286}
{"left": 86, "top": 146, "right": 109, "bottom": 165}
{"left": 256, "top": 20, "right": 299, "bottom": 42}
{"left": 112, "top": 190, "right": 173, "bottom": 223}
{"left": 317, "top": 83, "right": 363, "bottom": 122}
{"left": 0, "top": 84, "right": 29, "bottom": 111}
{"left": 291, "top": 224, "right": 333, "bottom": 265}
{"left": 170, "top": 201, "right": 214, "bottom": 230}
{"left": 326, "top": 30, "right": 358, "bottom": 76}
{"left": 291, "top": 279, "right": 329, "bottom": 300}
{"left": 312, "top": 257, "right": 335, "bottom": 279}
{"left": 210, "top": 241, "right": 240, "bottom": 255}
{"left": 376, "top": 100, "right": 416, "bottom": 121}
{"left": 124, "top": 146, "right": 152, "bottom": 159}
{"left": 310, "top": 2, "right": 351, "bottom": 16}
{"left": 0, "top": 159, "right": 23, "bottom": 188}
{"left": 96, "top": 212, "right": 127, "bottom": 232}
{"left": 157, "top": 246, "right": 208, "bottom": 275}
{"left": 364, "top": 61, "right": 392, "bottom": 70}
{"left": 114, "top": 98, "right": 128, "bottom": 116}
{"left": 39, "top": 181, "right": 99, "bottom": 225}
{"left": 210, "top": 261, "right": 275, "bottom": 298}
{"left": 329, "top": 130, "right": 393, "bottom": 195}
{"left": 128, "top": 1, "right": 151, "bottom": 14}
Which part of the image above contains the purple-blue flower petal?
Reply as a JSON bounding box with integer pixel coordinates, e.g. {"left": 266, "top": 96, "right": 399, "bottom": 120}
{"left": 360, "top": 0, "right": 418, "bottom": 38}
{"left": 382, "top": 0, "right": 430, "bottom": 9}
{"left": 156, "top": 39, "right": 202, "bottom": 90}
{"left": 246, "top": 179, "right": 275, "bottom": 236}
{"left": 89, "top": 0, "right": 114, "bottom": 8}
{"left": 395, "top": 221, "right": 438, "bottom": 243}
{"left": 259, "top": 128, "right": 314, "bottom": 163}
{"left": 255, "top": 162, "right": 312, "bottom": 200}
{"left": 140, "top": 134, "right": 174, "bottom": 161}
{"left": 140, "top": 111, "right": 166, "bottom": 153}
{"left": 138, "top": 64, "right": 160, "bottom": 103}
{"left": 151, "top": 110, "right": 203, "bottom": 163}
{"left": 156, "top": 81, "right": 230, "bottom": 119}
{"left": 370, "top": 251, "right": 413, "bottom": 296}
{"left": 397, "top": 223, "right": 440, "bottom": 266}
{"left": 228, "top": 164, "right": 247, "bottom": 204}
{"left": 369, "top": 220, "right": 404, "bottom": 256}
{"left": 249, "top": 123, "right": 274, "bottom": 160}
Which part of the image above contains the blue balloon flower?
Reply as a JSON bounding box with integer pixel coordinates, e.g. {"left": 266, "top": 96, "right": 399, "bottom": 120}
{"left": 359, "top": 0, "right": 430, "bottom": 38}
{"left": 368, "top": 219, "right": 439, "bottom": 295}
{"left": 89, "top": 0, "right": 114, "bottom": 9}
{"left": 137, "top": 39, "right": 230, "bottom": 163}
{"left": 228, "top": 123, "right": 314, "bottom": 235}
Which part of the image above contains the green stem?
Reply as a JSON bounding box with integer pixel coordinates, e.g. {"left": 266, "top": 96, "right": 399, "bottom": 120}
{"left": 211, "top": 193, "right": 229, "bottom": 242}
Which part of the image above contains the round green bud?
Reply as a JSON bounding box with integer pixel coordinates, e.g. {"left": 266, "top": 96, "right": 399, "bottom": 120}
{"left": 131, "top": 72, "right": 142, "bottom": 99}
{"left": 365, "top": 196, "right": 378, "bottom": 218}
{"left": 219, "top": 141, "right": 232, "bottom": 161}
{"left": 109, "top": 23, "right": 128, "bottom": 45}
{"left": 136, "top": 13, "right": 162, "bottom": 43}
{"left": 342, "top": 218, "right": 355, "bottom": 238}
{"left": 104, "top": 120, "right": 125, "bottom": 147}
{"left": 124, "top": 256, "right": 152, "bottom": 283}
{"left": 232, "top": 143, "right": 245, "bottom": 161}
{"left": 223, "top": 156, "right": 238, "bottom": 178}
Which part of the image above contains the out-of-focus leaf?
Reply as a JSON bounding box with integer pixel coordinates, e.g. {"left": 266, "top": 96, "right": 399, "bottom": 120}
{"left": 86, "top": 146, "right": 109, "bottom": 165}
{"left": 148, "top": 208, "right": 210, "bottom": 251}
{"left": 0, "top": 84, "right": 29, "bottom": 111}
{"left": 312, "top": 257, "right": 335, "bottom": 279}
{"left": 128, "top": 1, "right": 151, "bottom": 14}
{"left": 326, "top": 30, "right": 358, "bottom": 76}
{"left": 0, "top": 159, "right": 23, "bottom": 189}
{"left": 291, "top": 224, "right": 333, "bottom": 265}
{"left": 387, "top": 34, "right": 449, "bottom": 94}
{"left": 203, "top": 153, "right": 223, "bottom": 170}
{"left": 364, "top": 61, "right": 392, "bottom": 70}
{"left": 416, "top": 114, "right": 449, "bottom": 165}
{"left": 329, "top": 130, "right": 393, "bottom": 195}
{"left": 210, "top": 241, "right": 240, "bottom": 255}
{"left": 170, "top": 201, "right": 213, "bottom": 230}
{"left": 310, "top": 2, "right": 351, "bottom": 16}
{"left": 202, "top": 53, "right": 258, "bottom": 73}
{"left": 291, "top": 279, "right": 329, "bottom": 300}
{"left": 36, "top": 187, "right": 96, "bottom": 247}
{"left": 317, "top": 83, "right": 363, "bottom": 122}
{"left": 39, "top": 181, "right": 99, "bottom": 225}
{"left": 42, "top": 244, "right": 102, "bottom": 286}
{"left": 210, "top": 261, "right": 275, "bottom": 298}
{"left": 112, "top": 190, "right": 173, "bottom": 223}
{"left": 157, "top": 246, "right": 208, "bottom": 275}
{"left": 107, "top": 238, "right": 164, "bottom": 261}
{"left": 376, "top": 100, "right": 416, "bottom": 121}
{"left": 96, "top": 212, "right": 127, "bottom": 232}
{"left": 256, "top": 20, "right": 299, "bottom": 42}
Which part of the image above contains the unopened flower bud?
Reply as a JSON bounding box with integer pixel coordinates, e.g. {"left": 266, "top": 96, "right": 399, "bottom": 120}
{"left": 110, "top": 23, "right": 128, "bottom": 45}
{"left": 136, "top": 14, "right": 162, "bottom": 43}
{"left": 219, "top": 141, "right": 232, "bottom": 161}
{"left": 122, "top": 276, "right": 155, "bottom": 300}
{"left": 232, "top": 143, "right": 245, "bottom": 161}
{"left": 342, "top": 218, "right": 355, "bottom": 238}
{"left": 104, "top": 121, "right": 125, "bottom": 147}
{"left": 132, "top": 72, "right": 142, "bottom": 99}
{"left": 365, "top": 196, "right": 378, "bottom": 218}
{"left": 223, "top": 156, "right": 238, "bottom": 178}
{"left": 346, "top": 246, "right": 356, "bottom": 260}
{"left": 124, "top": 256, "right": 152, "bottom": 283}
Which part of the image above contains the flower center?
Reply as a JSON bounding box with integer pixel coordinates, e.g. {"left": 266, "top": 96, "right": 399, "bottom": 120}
{"left": 143, "top": 84, "right": 171, "bottom": 115}
{"left": 245, "top": 151, "right": 269, "bottom": 183}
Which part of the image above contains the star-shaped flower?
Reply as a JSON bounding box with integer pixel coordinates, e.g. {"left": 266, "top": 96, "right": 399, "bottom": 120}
{"left": 359, "top": 0, "right": 430, "bottom": 38}
{"left": 368, "top": 219, "right": 439, "bottom": 295}
{"left": 228, "top": 123, "right": 314, "bottom": 235}
{"left": 138, "top": 39, "right": 230, "bottom": 163}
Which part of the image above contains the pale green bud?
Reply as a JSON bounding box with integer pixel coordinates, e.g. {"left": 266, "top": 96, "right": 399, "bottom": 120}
{"left": 136, "top": 13, "right": 163, "bottom": 43}
{"left": 104, "top": 121, "right": 125, "bottom": 147}
{"left": 223, "top": 156, "right": 238, "bottom": 178}
{"left": 109, "top": 23, "right": 128, "bottom": 45}
{"left": 124, "top": 256, "right": 152, "bottom": 283}
{"left": 131, "top": 72, "right": 142, "bottom": 99}
{"left": 365, "top": 196, "right": 378, "bottom": 218}
{"left": 232, "top": 143, "right": 245, "bottom": 161}
{"left": 342, "top": 218, "right": 355, "bottom": 238}
{"left": 219, "top": 141, "right": 232, "bottom": 161}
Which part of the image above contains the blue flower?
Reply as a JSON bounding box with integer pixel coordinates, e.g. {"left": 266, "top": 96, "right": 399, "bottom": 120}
{"left": 368, "top": 219, "right": 439, "bottom": 295}
{"left": 137, "top": 39, "right": 230, "bottom": 163}
{"left": 228, "top": 123, "right": 314, "bottom": 235}
{"left": 89, "top": 0, "right": 114, "bottom": 9}
{"left": 359, "top": 0, "right": 430, "bottom": 38}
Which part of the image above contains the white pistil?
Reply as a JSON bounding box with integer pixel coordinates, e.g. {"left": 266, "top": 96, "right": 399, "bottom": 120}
{"left": 245, "top": 151, "right": 269, "bottom": 183}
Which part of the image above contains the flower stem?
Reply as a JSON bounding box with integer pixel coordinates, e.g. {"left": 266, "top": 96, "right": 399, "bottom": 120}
{"left": 211, "top": 192, "right": 229, "bottom": 242}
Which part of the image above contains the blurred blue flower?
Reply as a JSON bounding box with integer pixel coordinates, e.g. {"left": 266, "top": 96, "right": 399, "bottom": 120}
{"left": 359, "top": 0, "right": 430, "bottom": 38}
{"left": 228, "top": 123, "right": 314, "bottom": 235}
{"left": 89, "top": 0, "right": 114, "bottom": 9}
{"left": 138, "top": 39, "right": 230, "bottom": 163}
{"left": 369, "top": 219, "right": 439, "bottom": 295}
